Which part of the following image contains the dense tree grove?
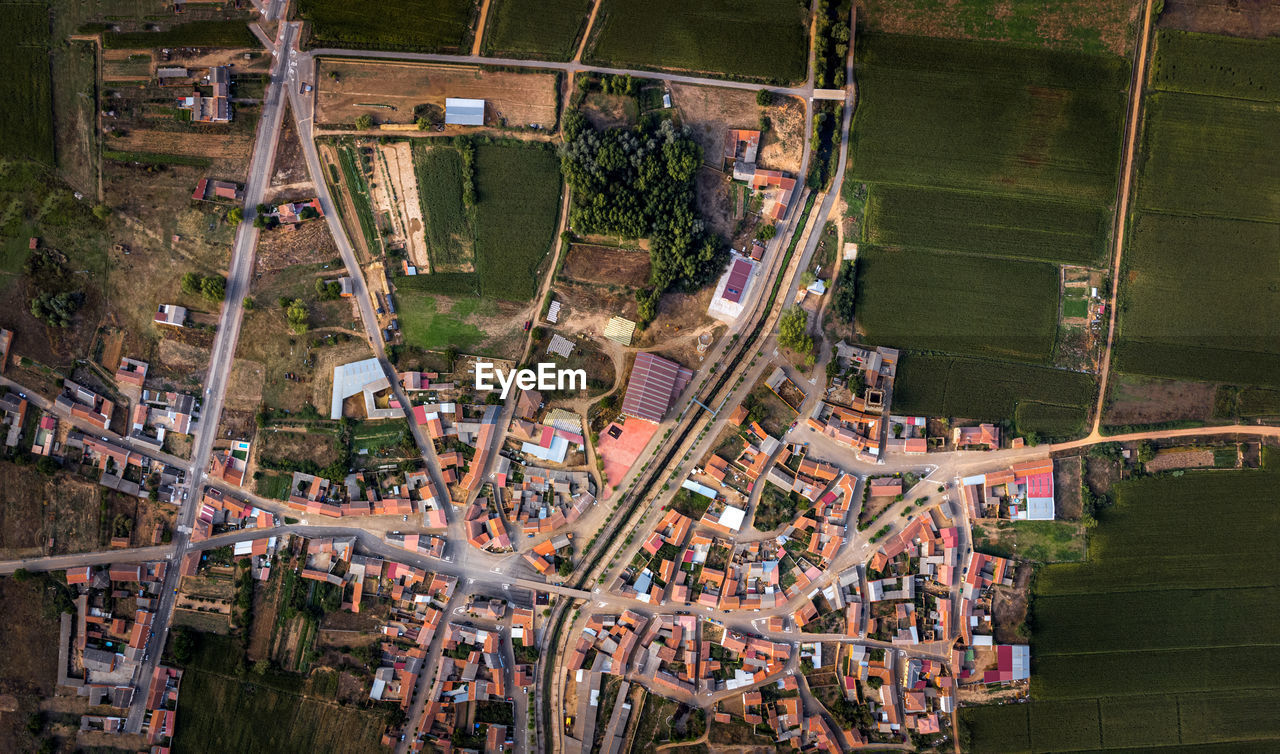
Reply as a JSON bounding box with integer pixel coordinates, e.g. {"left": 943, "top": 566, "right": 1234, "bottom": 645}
{"left": 560, "top": 111, "right": 725, "bottom": 323}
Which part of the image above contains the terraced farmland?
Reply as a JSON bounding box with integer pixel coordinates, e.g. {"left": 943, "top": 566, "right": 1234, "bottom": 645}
{"left": 963, "top": 464, "right": 1280, "bottom": 752}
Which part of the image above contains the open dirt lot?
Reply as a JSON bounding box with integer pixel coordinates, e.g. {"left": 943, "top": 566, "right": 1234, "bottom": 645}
{"left": 561, "top": 244, "right": 651, "bottom": 287}
{"left": 670, "top": 84, "right": 805, "bottom": 174}
{"left": 255, "top": 221, "right": 340, "bottom": 272}
{"left": 1157, "top": 0, "right": 1280, "bottom": 37}
{"left": 369, "top": 142, "right": 428, "bottom": 269}
{"left": 0, "top": 580, "right": 61, "bottom": 754}
{"left": 1104, "top": 373, "right": 1216, "bottom": 427}
{"left": 315, "top": 59, "right": 558, "bottom": 129}
{"left": 110, "top": 129, "right": 253, "bottom": 168}
{"left": 0, "top": 465, "right": 103, "bottom": 558}
{"left": 268, "top": 102, "right": 312, "bottom": 196}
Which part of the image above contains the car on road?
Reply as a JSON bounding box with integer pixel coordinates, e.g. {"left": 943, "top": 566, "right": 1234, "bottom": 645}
{"left": 523, "top": 320, "right": 531, "bottom": 332}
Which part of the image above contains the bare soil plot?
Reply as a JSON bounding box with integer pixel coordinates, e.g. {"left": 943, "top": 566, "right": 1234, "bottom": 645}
{"left": 992, "top": 564, "right": 1033, "bottom": 644}
{"left": 315, "top": 59, "right": 558, "bottom": 129}
{"left": 560, "top": 244, "right": 651, "bottom": 287}
{"left": 269, "top": 102, "right": 311, "bottom": 192}
{"left": 102, "top": 48, "right": 154, "bottom": 81}
{"left": 255, "top": 220, "right": 340, "bottom": 272}
{"left": 634, "top": 286, "right": 716, "bottom": 347}
{"left": 580, "top": 91, "right": 637, "bottom": 129}
{"left": 368, "top": 142, "right": 429, "bottom": 268}
{"left": 1103, "top": 373, "right": 1216, "bottom": 427}
{"left": 1157, "top": 0, "right": 1280, "bottom": 37}
{"left": 110, "top": 129, "right": 253, "bottom": 170}
{"left": 0, "top": 465, "right": 102, "bottom": 558}
{"left": 670, "top": 84, "right": 805, "bottom": 174}
{"left": 551, "top": 280, "right": 640, "bottom": 338}
{"left": 1052, "top": 456, "right": 1083, "bottom": 520}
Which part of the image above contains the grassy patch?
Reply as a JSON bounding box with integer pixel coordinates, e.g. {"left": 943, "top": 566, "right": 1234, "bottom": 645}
{"left": 0, "top": 5, "right": 54, "bottom": 165}
{"left": 104, "top": 19, "right": 257, "bottom": 49}
{"left": 411, "top": 144, "right": 472, "bottom": 271}
{"left": 397, "top": 294, "right": 488, "bottom": 352}
{"left": 587, "top": 0, "right": 809, "bottom": 84}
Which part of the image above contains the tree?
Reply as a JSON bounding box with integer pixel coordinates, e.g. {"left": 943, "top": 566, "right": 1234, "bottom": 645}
{"left": 832, "top": 261, "right": 857, "bottom": 321}
{"left": 227, "top": 206, "right": 244, "bottom": 224}
{"left": 170, "top": 626, "right": 195, "bottom": 664}
{"left": 200, "top": 275, "right": 226, "bottom": 302}
{"left": 756, "top": 89, "right": 774, "bottom": 107}
{"left": 757, "top": 223, "right": 777, "bottom": 241}
{"left": 416, "top": 117, "right": 429, "bottom": 131}
{"left": 355, "top": 114, "right": 373, "bottom": 130}
{"left": 286, "top": 299, "right": 309, "bottom": 334}
{"left": 35, "top": 456, "right": 58, "bottom": 475}
{"left": 180, "top": 271, "right": 202, "bottom": 295}
{"left": 242, "top": 295, "right": 255, "bottom": 310}
{"left": 253, "top": 659, "right": 270, "bottom": 675}
{"left": 778, "top": 306, "right": 813, "bottom": 354}
{"left": 92, "top": 203, "right": 111, "bottom": 221}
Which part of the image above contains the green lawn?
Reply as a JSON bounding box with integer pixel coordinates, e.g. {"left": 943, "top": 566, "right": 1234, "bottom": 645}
{"left": 397, "top": 293, "right": 488, "bottom": 352}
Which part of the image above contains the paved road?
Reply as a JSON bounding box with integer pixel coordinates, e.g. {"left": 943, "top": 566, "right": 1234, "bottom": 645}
{"left": 122, "top": 17, "right": 298, "bottom": 733}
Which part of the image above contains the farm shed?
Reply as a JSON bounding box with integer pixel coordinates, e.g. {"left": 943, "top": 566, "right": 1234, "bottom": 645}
{"left": 445, "top": 98, "right": 485, "bottom": 126}
{"left": 621, "top": 352, "right": 693, "bottom": 424}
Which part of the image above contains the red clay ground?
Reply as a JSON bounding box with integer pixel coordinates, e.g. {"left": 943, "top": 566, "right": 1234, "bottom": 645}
{"left": 597, "top": 417, "right": 659, "bottom": 500}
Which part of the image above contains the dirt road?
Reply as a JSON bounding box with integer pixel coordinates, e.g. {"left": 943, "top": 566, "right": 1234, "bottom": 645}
{"left": 1090, "top": 0, "right": 1157, "bottom": 438}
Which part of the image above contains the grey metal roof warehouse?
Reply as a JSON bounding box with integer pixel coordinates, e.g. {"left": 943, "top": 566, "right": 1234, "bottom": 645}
{"left": 445, "top": 98, "right": 485, "bottom": 126}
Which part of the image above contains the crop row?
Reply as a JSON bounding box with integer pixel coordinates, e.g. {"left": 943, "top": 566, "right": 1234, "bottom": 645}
{"left": 411, "top": 144, "right": 473, "bottom": 271}
{"left": 483, "top": 0, "right": 592, "bottom": 61}
{"left": 1150, "top": 30, "right": 1280, "bottom": 102}
{"left": 297, "top": 0, "right": 472, "bottom": 52}
{"left": 0, "top": 7, "right": 54, "bottom": 165}
{"left": 471, "top": 144, "right": 562, "bottom": 301}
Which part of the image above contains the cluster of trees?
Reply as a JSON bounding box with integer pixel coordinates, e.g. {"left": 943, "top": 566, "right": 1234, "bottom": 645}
{"left": 831, "top": 260, "right": 856, "bottom": 321}
{"left": 598, "top": 73, "right": 637, "bottom": 97}
{"left": 30, "top": 291, "right": 83, "bottom": 327}
{"left": 180, "top": 272, "right": 226, "bottom": 301}
{"left": 314, "top": 278, "right": 343, "bottom": 300}
{"left": 25, "top": 252, "right": 84, "bottom": 328}
{"left": 355, "top": 113, "right": 373, "bottom": 130}
{"left": 814, "top": 0, "right": 851, "bottom": 89}
{"left": 560, "top": 111, "right": 725, "bottom": 324}
{"left": 281, "top": 298, "right": 309, "bottom": 334}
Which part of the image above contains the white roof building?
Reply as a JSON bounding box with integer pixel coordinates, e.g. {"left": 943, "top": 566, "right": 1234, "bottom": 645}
{"left": 330, "top": 358, "right": 401, "bottom": 420}
{"left": 445, "top": 98, "right": 485, "bottom": 126}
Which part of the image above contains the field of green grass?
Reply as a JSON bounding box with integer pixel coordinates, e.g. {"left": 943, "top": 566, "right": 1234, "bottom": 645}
{"left": 483, "top": 0, "right": 591, "bottom": 60}
{"left": 891, "top": 353, "right": 1094, "bottom": 430}
{"left": 586, "top": 0, "right": 809, "bottom": 83}
{"left": 963, "top": 465, "right": 1280, "bottom": 752}
{"left": 411, "top": 144, "right": 472, "bottom": 271}
{"left": 471, "top": 143, "right": 561, "bottom": 301}
{"left": 297, "top": 0, "right": 473, "bottom": 52}
{"left": 1113, "top": 32, "right": 1280, "bottom": 391}
{"left": 854, "top": 246, "right": 1060, "bottom": 362}
{"left": 397, "top": 294, "right": 489, "bottom": 352}
{"left": 0, "top": 4, "right": 55, "bottom": 166}
{"left": 865, "top": 185, "right": 1108, "bottom": 266}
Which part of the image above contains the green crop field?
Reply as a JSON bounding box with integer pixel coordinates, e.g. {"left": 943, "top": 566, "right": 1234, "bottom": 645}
{"left": 849, "top": 34, "right": 1128, "bottom": 202}
{"left": 865, "top": 184, "right": 1108, "bottom": 265}
{"left": 1135, "top": 93, "right": 1279, "bottom": 222}
{"left": 1150, "top": 31, "right": 1280, "bottom": 102}
{"left": 891, "top": 354, "right": 1095, "bottom": 425}
{"left": 412, "top": 145, "right": 472, "bottom": 270}
{"left": 0, "top": 4, "right": 55, "bottom": 165}
{"left": 1113, "top": 212, "right": 1280, "bottom": 387}
{"left": 297, "top": 0, "right": 473, "bottom": 52}
{"left": 964, "top": 467, "right": 1280, "bottom": 752}
{"left": 104, "top": 19, "right": 256, "bottom": 49}
{"left": 854, "top": 247, "right": 1059, "bottom": 362}
{"left": 1013, "top": 401, "right": 1086, "bottom": 439}
{"left": 586, "top": 0, "right": 809, "bottom": 84}
{"left": 471, "top": 144, "right": 561, "bottom": 301}
{"left": 483, "top": 0, "right": 591, "bottom": 60}
{"left": 1111, "top": 33, "right": 1280, "bottom": 393}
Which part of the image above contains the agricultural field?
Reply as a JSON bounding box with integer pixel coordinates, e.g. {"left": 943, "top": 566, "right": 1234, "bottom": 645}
{"left": 298, "top": 0, "right": 474, "bottom": 52}
{"left": 413, "top": 144, "right": 472, "bottom": 272}
{"left": 963, "top": 465, "right": 1280, "bottom": 752}
{"left": 853, "top": 246, "right": 1060, "bottom": 363}
{"left": 314, "top": 59, "right": 558, "bottom": 130}
{"left": 848, "top": 35, "right": 1128, "bottom": 203}
{"left": 890, "top": 354, "right": 1095, "bottom": 433}
{"left": 103, "top": 19, "right": 256, "bottom": 48}
{"left": 857, "top": 0, "right": 1139, "bottom": 56}
{"left": 586, "top": 0, "right": 809, "bottom": 84}
{"left": 1112, "top": 31, "right": 1280, "bottom": 392}
{"left": 482, "top": 0, "right": 592, "bottom": 60}
{"left": 471, "top": 143, "right": 562, "bottom": 300}
{"left": 0, "top": 578, "right": 63, "bottom": 754}
{"left": 864, "top": 185, "right": 1108, "bottom": 266}
{"left": 845, "top": 33, "right": 1129, "bottom": 432}
{"left": 1155, "top": 0, "right": 1280, "bottom": 38}
{"left": 174, "top": 633, "right": 389, "bottom": 754}
{"left": 0, "top": 4, "right": 55, "bottom": 166}
{"left": 559, "top": 244, "right": 651, "bottom": 287}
